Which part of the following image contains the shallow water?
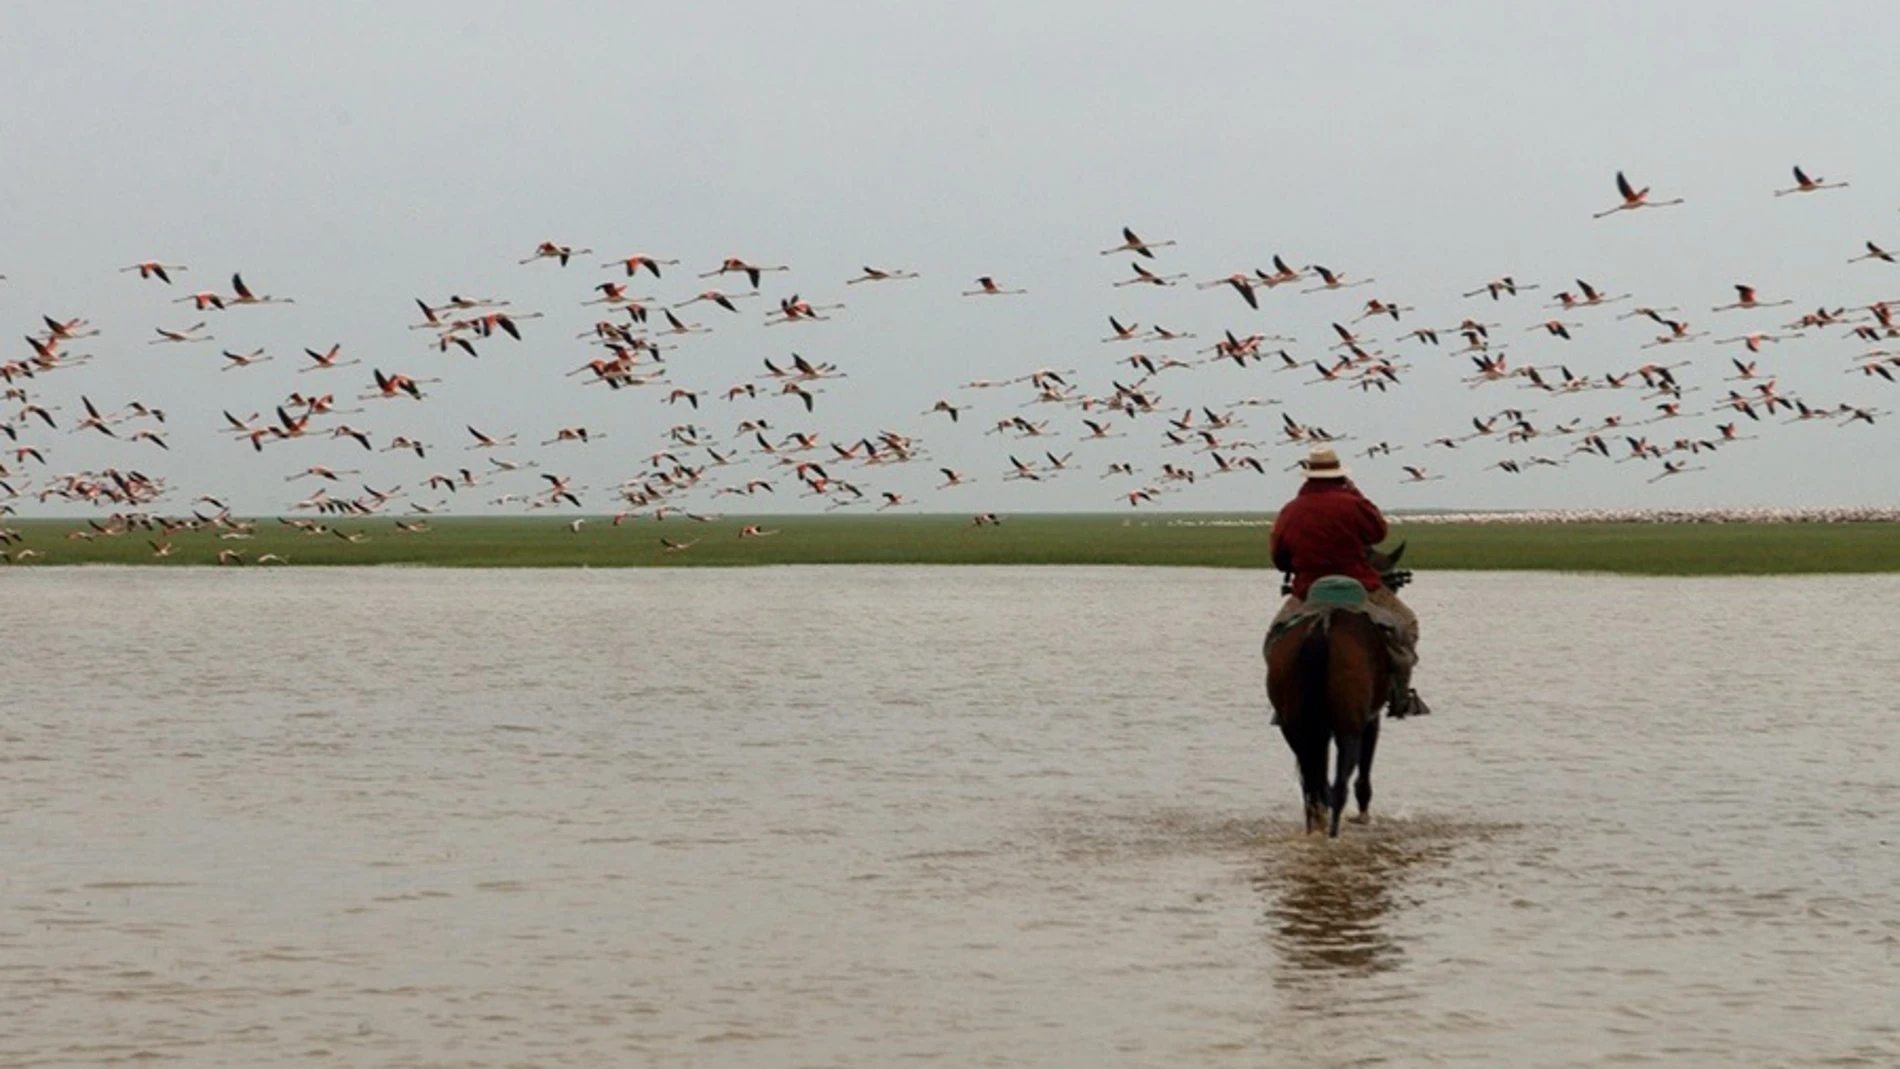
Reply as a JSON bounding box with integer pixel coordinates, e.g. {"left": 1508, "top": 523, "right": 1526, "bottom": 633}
{"left": 3, "top": 567, "right": 1897, "bottom": 1067}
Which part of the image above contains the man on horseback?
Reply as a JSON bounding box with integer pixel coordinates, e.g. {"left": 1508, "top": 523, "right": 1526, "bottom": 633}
{"left": 1268, "top": 445, "right": 1429, "bottom": 720}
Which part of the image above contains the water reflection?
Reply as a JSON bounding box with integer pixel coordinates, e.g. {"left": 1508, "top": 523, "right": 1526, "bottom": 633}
{"left": 1255, "top": 822, "right": 1457, "bottom": 982}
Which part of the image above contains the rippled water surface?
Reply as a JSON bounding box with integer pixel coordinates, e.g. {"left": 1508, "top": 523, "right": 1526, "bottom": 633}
{"left": 4, "top": 567, "right": 1897, "bottom": 1067}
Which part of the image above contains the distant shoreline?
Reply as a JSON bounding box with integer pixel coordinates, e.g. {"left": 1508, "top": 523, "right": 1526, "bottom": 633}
{"left": 3, "top": 514, "right": 1897, "bottom": 573}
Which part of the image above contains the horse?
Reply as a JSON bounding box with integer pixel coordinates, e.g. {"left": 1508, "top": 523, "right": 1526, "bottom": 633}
{"left": 1265, "top": 546, "right": 1407, "bottom": 837}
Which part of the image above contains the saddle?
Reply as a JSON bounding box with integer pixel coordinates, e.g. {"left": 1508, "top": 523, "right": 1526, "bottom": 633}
{"left": 1265, "top": 575, "right": 1407, "bottom": 652}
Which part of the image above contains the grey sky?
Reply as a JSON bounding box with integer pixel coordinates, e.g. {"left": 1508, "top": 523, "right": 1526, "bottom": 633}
{"left": 4, "top": 1, "right": 1896, "bottom": 516}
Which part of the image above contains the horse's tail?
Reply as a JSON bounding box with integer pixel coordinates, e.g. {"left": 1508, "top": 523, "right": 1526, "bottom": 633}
{"left": 1294, "top": 614, "right": 1332, "bottom": 727}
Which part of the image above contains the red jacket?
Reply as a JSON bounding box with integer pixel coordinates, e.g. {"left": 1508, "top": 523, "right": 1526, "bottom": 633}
{"left": 1269, "top": 479, "right": 1389, "bottom": 598}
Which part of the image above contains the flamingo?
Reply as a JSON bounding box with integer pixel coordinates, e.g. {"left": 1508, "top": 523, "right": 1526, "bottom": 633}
{"left": 1593, "top": 170, "right": 1684, "bottom": 218}
{"left": 287, "top": 466, "right": 360, "bottom": 482}
{"left": 1713, "top": 285, "right": 1791, "bottom": 312}
{"left": 221, "top": 348, "right": 272, "bottom": 370}
{"left": 585, "top": 281, "right": 646, "bottom": 306}
{"left": 121, "top": 261, "right": 187, "bottom": 284}
{"left": 1100, "top": 226, "right": 1176, "bottom": 258}
{"left": 544, "top": 427, "right": 603, "bottom": 445}
{"left": 173, "top": 289, "right": 225, "bottom": 311}
{"left": 1648, "top": 460, "right": 1701, "bottom": 483}
{"left": 1464, "top": 276, "right": 1538, "bottom": 300}
{"left": 1301, "top": 264, "right": 1372, "bottom": 293}
{"left": 1195, "top": 273, "right": 1259, "bottom": 309}
{"left": 1849, "top": 241, "right": 1895, "bottom": 264}
{"left": 1356, "top": 298, "right": 1414, "bottom": 321}
{"left": 601, "top": 254, "right": 678, "bottom": 278}
{"left": 675, "top": 289, "right": 756, "bottom": 312}
{"left": 1774, "top": 165, "right": 1847, "bottom": 196}
{"left": 962, "top": 276, "right": 1025, "bottom": 296}
{"left": 845, "top": 266, "right": 918, "bottom": 283}
{"left": 766, "top": 295, "right": 844, "bottom": 324}
{"left": 1716, "top": 331, "right": 1801, "bottom": 353}
{"left": 520, "top": 241, "right": 592, "bottom": 266}
{"left": 701, "top": 258, "right": 788, "bottom": 288}
{"left": 229, "top": 272, "right": 293, "bottom": 305}
{"left": 1553, "top": 279, "right": 1629, "bottom": 308}
{"left": 1528, "top": 319, "right": 1581, "bottom": 340}
{"left": 300, "top": 344, "right": 360, "bottom": 372}
{"left": 467, "top": 426, "right": 517, "bottom": 450}
{"left": 149, "top": 322, "right": 210, "bottom": 344}
{"left": 1113, "top": 262, "right": 1187, "bottom": 287}
{"left": 472, "top": 310, "right": 538, "bottom": 340}
{"left": 40, "top": 315, "right": 97, "bottom": 340}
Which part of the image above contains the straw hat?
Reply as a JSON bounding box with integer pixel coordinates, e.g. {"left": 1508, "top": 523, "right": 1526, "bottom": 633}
{"left": 1301, "top": 445, "right": 1350, "bottom": 479}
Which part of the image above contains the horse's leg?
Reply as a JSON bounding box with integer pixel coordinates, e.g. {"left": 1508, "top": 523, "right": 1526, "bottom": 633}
{"left": 1294, "top": 731, "right": 1329, "bottom": 834}
{"left": 1328, "top": 731, "right": 1361, "bottom": 838}
{"left": 1351, "top": 716, "right": 1380, "bottom": 823}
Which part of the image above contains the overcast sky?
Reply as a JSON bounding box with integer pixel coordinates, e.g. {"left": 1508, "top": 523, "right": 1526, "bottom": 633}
{"left": 4, "top": 1, "right": 1897, "bottom": 516}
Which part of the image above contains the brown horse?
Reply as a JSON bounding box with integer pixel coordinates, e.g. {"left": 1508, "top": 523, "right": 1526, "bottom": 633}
{"left": 1267, "top": 607, "right": 1390, "bottom": 836}
{"left": 1265, "top": 546, "right": 1406, "bottom": 836}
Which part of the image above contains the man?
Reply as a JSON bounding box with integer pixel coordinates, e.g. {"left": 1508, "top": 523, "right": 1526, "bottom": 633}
{"left": 1267, "top": 444, "right": 1428, "bottom": 719}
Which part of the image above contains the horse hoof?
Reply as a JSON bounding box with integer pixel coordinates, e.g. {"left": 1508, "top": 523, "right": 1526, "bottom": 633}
{"left": 1348, "top": 812, "right": 1370, "bottom": 825}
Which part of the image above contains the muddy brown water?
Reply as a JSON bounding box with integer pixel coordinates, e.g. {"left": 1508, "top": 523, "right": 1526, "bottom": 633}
{"left": 3, "top": 568, "right": 1896, "bottom": 1067}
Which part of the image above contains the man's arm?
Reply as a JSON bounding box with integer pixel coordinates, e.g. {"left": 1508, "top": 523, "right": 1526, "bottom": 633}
{"left": 1269, "top": 512, "right": 1293, "bottom": 574}
{"left": 1359, "top": 496, "right": 1389, "bottom": 546}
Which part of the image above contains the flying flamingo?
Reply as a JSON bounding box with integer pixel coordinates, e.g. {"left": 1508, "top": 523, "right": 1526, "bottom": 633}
{"left": 658, "top": 308, "right": 710, "bottom": 334}
{"left": 520, "top": 241, "right": 592, "bottom": 266}
{"left": 845, "top": 266, "right": 918, "bottom": 283}
{"left": 701, "top": 258, "right": 788, "bottom": 289}
{"left": 1255, "top": 255, "right": 1304, "bottom": 288}
{"left": 675, "top": 290, "right": 757, "bottom": 312}
{"left": 1195, "top": 273, "right": 1259, "bottom": 309}
{"left": 1716, "top": 331, "right": 1801, "bottom": 353}
{"left": 1100, "top": 226, "right": 1176, "bottom": 259}
{"left": 585, "top": 282, "right": 654, "bottom": 306}
{"left": 173, "top": 289, "right": 225, "bottom": 311}
{"left": 1553, "top": 279, "right": 1629, "bottom": 308}
{"left": 149, "top": 322, "right": 210, "bottom": 344}
{"left": 361, "top": 369, "right": 434, "bottom": 401}
{"left": 300, "top": 344, "right": 360, "bottom": 372}
{"left": 228, "top": 272, "right": 293, "bottom": 305}
{"left": 962, "top": 276, "right": 1025, "bottom": 296}
{"left": 1301, "top": 265, "right": 1372, "bottom": 293}
{"left": 1648, "top": 460, "right": 1702, "bottom": 483}
{"left": 121, "top": 261, "right": 186, "bottom": 284}
{"left": 1712, "top": 285, "right": 1791, "bottom": 312}
{"left": 1849, "top": 242, "right": 1895, "bottom": 264}
{"left": 1113, "top": 262, "right": 1187, "bottom": 287}
{"left": 1356, "top": 298, "right": 1414, "bottom": 321}
{"left": 221, "top": 348, "right": 272, "bottom": 370}
{"left": 601, "top": 254, "right": 678, "bottom": 278}
{"left": 766, "top": 295, "right": 844, "bottom": 324}
{"left": 1464, "top": 276, "right": 1538, "bottom": 300}
{"left": 1593, "top": 171, "right": 1684, "bottom": 218}
{"left": 1774, "top": 165, "right": 1847, "bottom": 196}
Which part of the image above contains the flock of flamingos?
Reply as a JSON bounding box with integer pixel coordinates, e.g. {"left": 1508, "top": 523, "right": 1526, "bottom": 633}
{"left": 0, "top": 167, "right": 1895, "bottom": 561}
